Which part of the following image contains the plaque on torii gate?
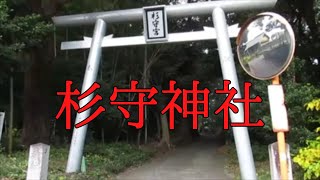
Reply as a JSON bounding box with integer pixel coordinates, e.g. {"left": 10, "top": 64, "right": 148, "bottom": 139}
{"left": 52, "top": 1, "right": 278, "bottom": 179}
{"left": 143, "top": 5, "right": 168, "bottom": 42}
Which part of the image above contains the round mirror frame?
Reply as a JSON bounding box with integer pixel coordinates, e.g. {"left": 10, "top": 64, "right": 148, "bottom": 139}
{"left": 236, "top": 12, "right": 296, "bottom": 80}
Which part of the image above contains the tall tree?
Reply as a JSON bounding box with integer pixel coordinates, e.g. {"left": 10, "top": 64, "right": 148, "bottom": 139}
{"left": 21, "top": 0, "right": 68, "bottom": 146}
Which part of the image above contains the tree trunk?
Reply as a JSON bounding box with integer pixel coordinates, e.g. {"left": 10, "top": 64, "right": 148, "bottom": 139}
{"left": 143, "top": 46, "right": 148, "bottom": 144}
{"left": 156, "top": 111, "right": 161, "bottom": 140}
{"left": 101, "top": 128, "right": 105, "bottom": 144}
{"left": 137, "top": 129, "right": 141, "bottom": 146}
{"left": 172, "top": 94, "right": 193, "bottom": 145}
{"left": 160, "top": 113, "right": 170, "bottom": 148}
{"left": 22, "top": 50, "right": 52, "bottom": 146}
{"left": 8, "top": 71, "right": 13, "bottom": 154}
{"left": 21, "top": 0, "right": 68, "bottom": 147}
{"left": 156, "top": 85, "right": 171, "bottom": 148}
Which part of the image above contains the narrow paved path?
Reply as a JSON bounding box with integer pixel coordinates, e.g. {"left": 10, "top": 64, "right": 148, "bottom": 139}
{"left": 116, "top": 136, "right": 233, "bottom": 180}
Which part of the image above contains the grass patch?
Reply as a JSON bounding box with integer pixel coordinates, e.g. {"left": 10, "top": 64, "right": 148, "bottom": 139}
{"left": 0, "top": 143, "right": 155, "bottom": 179}
{"left": 225, "top": 144, "right": 276, "bottom": 180}
{"left": 225, "top": 144, "right": 305, "bottom": 180}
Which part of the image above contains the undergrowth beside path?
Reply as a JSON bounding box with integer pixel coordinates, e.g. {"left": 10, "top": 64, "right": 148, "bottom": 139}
{"left": 0, "top": 143, "right": 155, "bottom": 179}
{"left": 223, "top": 144, "right": 305, "bottom": 180}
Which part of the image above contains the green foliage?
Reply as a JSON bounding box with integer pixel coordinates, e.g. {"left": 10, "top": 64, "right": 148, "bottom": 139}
{"left": 252, "top": 144, "right": 269, "bottom": 162}
{"left": 289, "top": 127, "right": 318, "bottom": 154}
{"left": 0, "top": 0, "right": 9, "bottom": 23}
{"left": 306, "top": 99, "right": 320, "bottom": 112}
{"left": 247, "top": 77, "right": 320, "bottom": 146}
{"left": 7, "top": 14, "right": 52, "bottom": 48}
{"left": 0, "top": 0, "right": 52, "bottom": 60}
{"left": 0, "top": 143, "right": 154, "bottom": 179}
{"left": 0, "top": 151, "right": 28, "bottom": 179}
{"left": 293, "top": 136, "right": 320, "bottom": 180}
{"left": 293, "top": 99, "right": 320, "bottom": 180}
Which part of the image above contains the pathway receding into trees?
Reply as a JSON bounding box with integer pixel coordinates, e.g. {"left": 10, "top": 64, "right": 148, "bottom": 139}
{"left": 115, "top": 136, "right": 233, "bottom": 180}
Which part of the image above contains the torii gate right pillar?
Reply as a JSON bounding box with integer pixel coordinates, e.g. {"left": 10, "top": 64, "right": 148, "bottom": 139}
{"left": 213, "top": 7, "right": 256, "bottom": 180}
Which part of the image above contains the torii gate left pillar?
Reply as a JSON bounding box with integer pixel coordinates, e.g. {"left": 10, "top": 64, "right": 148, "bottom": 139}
{"left": 65, "top": 19, "right": 106, "bottom": 173}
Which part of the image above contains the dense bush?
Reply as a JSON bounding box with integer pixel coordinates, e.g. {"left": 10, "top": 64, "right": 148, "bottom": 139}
{"left": 248, "top": 80, "right": 320, "bottom": 147}
{"left": 293, "top": 99, "right": 320, "bottom": 180}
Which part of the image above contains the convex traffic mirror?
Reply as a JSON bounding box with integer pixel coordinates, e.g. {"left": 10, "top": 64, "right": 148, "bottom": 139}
{"left": 236, "top": 12, "right": 295, "bottom": 80}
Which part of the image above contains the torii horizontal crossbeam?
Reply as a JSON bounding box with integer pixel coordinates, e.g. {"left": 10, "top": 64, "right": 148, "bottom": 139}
{"left": 61, "top": 24, "right": 240, "bottom": 50}
{"left": 52, "top": 0, "right": 277, "bottom": 27}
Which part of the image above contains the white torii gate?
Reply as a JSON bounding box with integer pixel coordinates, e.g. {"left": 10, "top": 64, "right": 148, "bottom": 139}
{"left": 52, "top": 1, "right": 277, "bottom": 179}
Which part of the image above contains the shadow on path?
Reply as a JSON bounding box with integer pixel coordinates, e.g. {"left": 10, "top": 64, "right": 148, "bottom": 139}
{"left": 115, "top": 136, "right": 233, "bottom": 180}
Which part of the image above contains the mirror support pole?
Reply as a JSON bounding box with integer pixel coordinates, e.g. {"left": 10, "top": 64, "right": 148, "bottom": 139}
{"left": 66, "top": 19, "right": 107, "bottom": 173}
{"left": 212, "top": 8, "right": 257, "bottom": 180}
